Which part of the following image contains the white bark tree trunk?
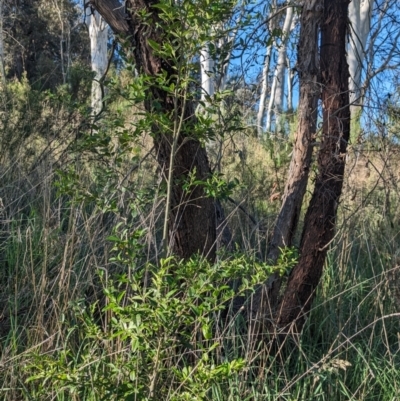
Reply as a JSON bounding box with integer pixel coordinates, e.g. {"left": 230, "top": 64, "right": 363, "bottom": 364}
{"left": 257, "top": 42, "right": 273, "bottom": 138}
{"left": 86, "top": 7, "right": 108, "bottom": 115}
{"left": 347, "top": 0, "right": 373, "bottom": 115}
{"left": 201, "top": 17, "right": 240, "bottom": 173}
{"left": 273, "top": 6, "right": 294, "bottom": 134}
{"left": 287, "top": 56, "right": 294, "bottom": 112}
{"left": 265, "top": 6, "right": 294, "bottom": 134}
{"left": 199, "top": 16, "right": 240, "bottom": 106}
{"left": 200, "top": 43, "right": 215, "bottom": 103}
{"left": 265, "top": 68, "right": 277, "bottom": 134}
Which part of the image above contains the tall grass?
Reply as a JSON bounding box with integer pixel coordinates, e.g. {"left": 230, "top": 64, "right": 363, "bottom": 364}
{"left": 1, "top": 146, "right": 399, "bottom": 400}
{"left": 0, "top": 80, "right": 399, "bottom": 399}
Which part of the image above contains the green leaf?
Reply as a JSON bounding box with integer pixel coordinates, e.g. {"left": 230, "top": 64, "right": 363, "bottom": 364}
{"left": 147, "top": 39, "right": 161, "bottom": 52}
{"left": 202, "top": 323, "right": 212, "bottom": 340}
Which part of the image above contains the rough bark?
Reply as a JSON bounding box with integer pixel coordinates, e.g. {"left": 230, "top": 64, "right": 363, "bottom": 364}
{"left": 251, "top": 0, "right": 322, "bottom": 327}
{"left": 276, "top": 0, "right": 350, "bottom": 332}
{"left": 89, "top": 0, "right": 129, "bottom": 34}
{"left": 91, "top": 0, "right": 218, "bottom": 260}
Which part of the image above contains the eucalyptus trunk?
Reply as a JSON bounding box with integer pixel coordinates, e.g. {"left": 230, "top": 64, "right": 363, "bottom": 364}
{"left": 251, "top": 0, "right": 322, "bottom": 327}
{"left": 347, "top": 0, "right": 373, "bottom": 116}
{"left": 257, "top": 41, "right": 273, "bottom": 138}
{"left": 200, "top": 43, "right": 215, "bottom": 103}
{"left": 86, "top": 7, "right": 108, "bottom": 115}
{"left": 265, "top": 6, "right": 294, "bottom": 134}
{"left": 272, "top": 6, "right": 294, "bottom": 135}
{"left": 277, "top": 0, "right": 350, "bottom": 332}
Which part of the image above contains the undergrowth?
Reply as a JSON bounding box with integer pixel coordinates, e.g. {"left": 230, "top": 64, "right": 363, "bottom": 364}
{"left": 0, "top": 74, "right": 399, "bottom": 401}
{"left": 1, "top": 145, "right": 399, "bottom": 400}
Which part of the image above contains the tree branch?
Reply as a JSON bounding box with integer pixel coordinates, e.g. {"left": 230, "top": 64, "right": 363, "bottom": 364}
{"left": 88, "top": 0, "right": 129, "bottom": 34}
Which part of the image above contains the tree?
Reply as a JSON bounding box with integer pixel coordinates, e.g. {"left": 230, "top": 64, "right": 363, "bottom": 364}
{"left": 199, "top": 5, "right": 242, "bottom": 106}
{"left": 252, "top": 0, "right": 322, "bottom": 328}
{"left": 256, "top": 0, "right": 277, "bottom": 138}
{"left": 3, "top": 0, "right": 89, "bottom": 89}
{"left": 90, "top": 0, "right": 226, "bottom": 260}
{"left": 276, "top": 0, "right": 350, "bottom": 332}
{"left": 85, "top": 5, "right": 109, "bottom": 115}
{"left": 200, "top": 42, "right": 215, "bottom": 103}
{"left": 347, "top": 0, "right": 400, "bottom": 139}
{"left": 265, "top": 4, "right": 295, "bottom": 135}
{"left": 348, "top": 0, "right": 373, "bottom": 117}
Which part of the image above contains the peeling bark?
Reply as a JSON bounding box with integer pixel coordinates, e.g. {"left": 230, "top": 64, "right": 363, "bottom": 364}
{"left": 277, "top": 0, "right": 350, "bottom": 332}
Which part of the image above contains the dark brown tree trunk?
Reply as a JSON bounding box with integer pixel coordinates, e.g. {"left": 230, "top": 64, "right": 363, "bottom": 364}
{"left": 250, "top": 0, "right": 322, "bottom": 326}
{"left": 276, "top": 0, "right": 350, "bottom": 332}
{"left": 90, "top": 0, "right": 219, "bottom": 260}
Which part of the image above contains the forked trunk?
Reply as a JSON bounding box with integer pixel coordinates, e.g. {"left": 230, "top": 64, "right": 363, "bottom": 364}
{"left": 276, "top": 0, "right": 350, "bottom": 332}
{"left": 251, "top": 0, "right": 322, "bottom": 327}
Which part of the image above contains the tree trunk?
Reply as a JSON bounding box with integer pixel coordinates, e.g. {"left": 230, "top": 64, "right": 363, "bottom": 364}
{"left": 265, "top": 5, "right": 294, "bottom": 134}
{"left": 251, "top": 0, "right": 322, "bottom": 328}
{"left": 265, "top": 69, "right": 277, "bottom": 134}
{"left": 257, "top": 39, "right": 273, "bottom": 138}
{"left": 200, "top": 43, "right": 215, "bottom": 103}
{"left": 86, "top": 7, "right": 108, "bottom": 115}
{"left": 286, "top": 56, "right": 294, "bottom": 113}
{"left": 91, "top": 0, "right": 218, "bottom": 260}
{"left": 259, "top": 0, "right": 277, "bottom": 135}
{"left": 276, "top": 0, "right": 350, "bottom": 332}
{"left": 347, "top": 0, "right": 373, "bottom": 116}
{"left": 272, "top": 6, "right": 294, "bottom": 135}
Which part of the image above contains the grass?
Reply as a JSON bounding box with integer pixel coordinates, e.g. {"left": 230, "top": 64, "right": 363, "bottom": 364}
{"left": 0, "top": 108, "right": 399, "bottom": 399}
